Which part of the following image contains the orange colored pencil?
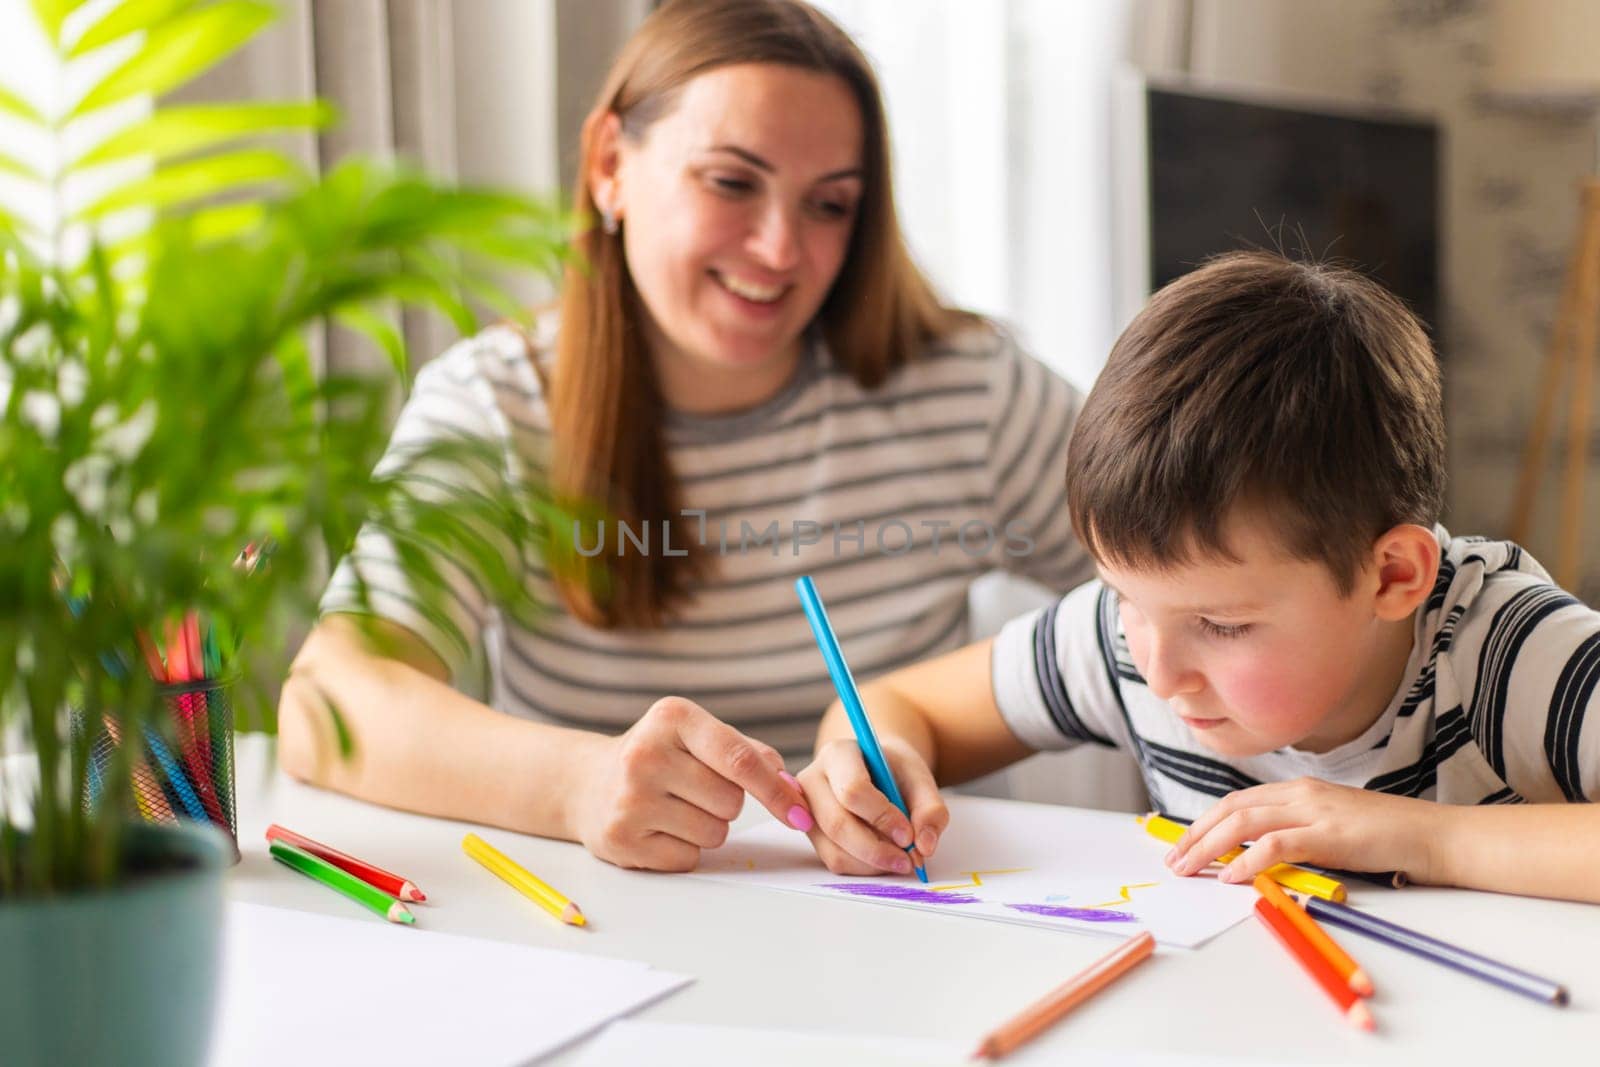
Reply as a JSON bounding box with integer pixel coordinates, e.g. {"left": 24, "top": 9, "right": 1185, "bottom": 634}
{"left": 972, "top": 931, "right": 1155, "bottom": 1059}
{"left": 162, "top": 617, "right": 189, "bottom": 683}
{"left": 1254, "top": 874, "right": 1373, "bottom": 996}
{"left": 1254, "top": 897, "right": 1375, "bottom": 1031}
{"left": 134, "top": 629, "right": 167, "bottom": 682}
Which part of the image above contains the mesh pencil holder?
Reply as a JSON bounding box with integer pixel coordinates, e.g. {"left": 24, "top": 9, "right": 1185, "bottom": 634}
{"left": 81, "top": 678, "right": 240, "bottom": 861}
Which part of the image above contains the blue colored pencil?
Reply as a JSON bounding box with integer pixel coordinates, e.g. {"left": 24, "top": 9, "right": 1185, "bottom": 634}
{"left": 140, "top": 725, "right": 209, "bottom": 823}
{"left": 1305, "top": 897, "right": 1568, "bottom": 1006}
{"left": 795, "top": 575, "right": 927, "bottom": 883}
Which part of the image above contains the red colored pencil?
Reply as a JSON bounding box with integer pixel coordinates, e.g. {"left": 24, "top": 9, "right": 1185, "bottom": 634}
{"left": 178, "top": 610, "right": 219, "bottom": 819}
{"left": 157, "top": 615, "right": 225, "bottom": 826}
{"left": 1254, "top": 874, "right": 1373, "bottom": 996}
{"left": 266, "top": 824, "right": 427, "bottom": 902}
{"left": 1254, "top": 897, "right": 1375, "bottom": 1031}
{"left": 182, "top": 611, "right": 204, "bottom": 680}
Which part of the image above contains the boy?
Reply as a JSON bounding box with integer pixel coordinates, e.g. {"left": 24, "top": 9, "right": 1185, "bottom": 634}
{"left": 798, "top": 251, "right": 1600, "bottom": 902}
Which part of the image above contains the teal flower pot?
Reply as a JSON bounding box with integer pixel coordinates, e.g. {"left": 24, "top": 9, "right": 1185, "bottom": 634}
{"left": 0, "top": 821, "right": 231, "bottom": 1067}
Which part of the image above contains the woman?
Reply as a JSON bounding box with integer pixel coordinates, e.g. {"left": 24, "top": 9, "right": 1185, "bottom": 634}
{"left": 279, "top": 0, "right": 1091, "bottom": 872}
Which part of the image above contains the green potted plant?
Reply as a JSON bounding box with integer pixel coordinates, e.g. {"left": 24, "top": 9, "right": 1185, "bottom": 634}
{"left": 0, "top": 2, "right": 575, "bottom": 1064}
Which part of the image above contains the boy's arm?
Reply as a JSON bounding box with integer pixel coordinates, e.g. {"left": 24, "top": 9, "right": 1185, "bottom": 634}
{"left": 1431, "top": 803, "right": 1600, "bottom": 902}
{"left": 814, "top": 637, "right": 1035, "bottom": 784}
{"left": 801, "top": 638, "right": 1036, "bottom": 874}
{"left": 1166, "top": 779, "right": 1600, "bottom": 904}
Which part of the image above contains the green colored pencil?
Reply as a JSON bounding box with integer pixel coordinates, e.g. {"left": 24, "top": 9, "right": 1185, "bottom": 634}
{"left": 269, "top": 840, "right": 415, "bottom": 925}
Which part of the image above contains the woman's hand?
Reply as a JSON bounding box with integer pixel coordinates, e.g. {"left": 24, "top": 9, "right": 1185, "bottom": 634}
{"left": 796, "top": 735, "right": 949, "bottom": 875}
{"left": 568, "top": 696, "right": 814, "bottom": 871}
{"left": 1166, "top": 777, "right": 1449, "bottom": 885}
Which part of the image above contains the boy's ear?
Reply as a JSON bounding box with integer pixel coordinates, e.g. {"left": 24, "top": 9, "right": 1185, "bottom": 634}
{"left": 1369, "top": 524, "right": 1440, "bottom": 621}
{"left": 583, "top": 110, "right": 626, "bottom": 221}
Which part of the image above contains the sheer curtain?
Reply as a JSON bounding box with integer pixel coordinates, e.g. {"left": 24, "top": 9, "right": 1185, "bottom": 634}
{"left": 812, "top": 0, "right": 1175, "bottom": 811}
{"left": 811, "top": 0, "right": 1137, "bottom": 391}
{"left": 180, "top": 0, "right": 564, "bottom": 382}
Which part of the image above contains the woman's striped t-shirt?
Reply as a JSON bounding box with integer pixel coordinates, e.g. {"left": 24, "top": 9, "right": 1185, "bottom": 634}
{"left": 993, "top": 529, "right": 1600, "bottom": 815}
{"left": 322, "top": 322, "right": 1093, "bottom": 755}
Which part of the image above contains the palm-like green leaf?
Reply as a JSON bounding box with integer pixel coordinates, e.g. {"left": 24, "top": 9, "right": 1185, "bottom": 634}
{"left": 75, "top": 101, "right": 335, "bottom": 168}
{"left": 0, "top": 152, "right": 42, "bottom": 181}
{"left": 76, "top": 147, "right": 296, "bottom": 219}
{"left": 0, "top": 204, "right": 37, "bottom": 238}
{"left": 0, "top": 83, "right": 45, "bottom": 124}
{"left": 29, "top": 0, "right": 81, "bottom": 44}
{"left": 334, "top": 307, "right": 408, "bottom": 380}
{"left": 68, "top": 0, "right": 197, "bottom": 57}
{"left": 4, "top": 1, "right": 583, "bottom": 901}
{"left": 70, "top": 1, "right": 276, "bottom": 118}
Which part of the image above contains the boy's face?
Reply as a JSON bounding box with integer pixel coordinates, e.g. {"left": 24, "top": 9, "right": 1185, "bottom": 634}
{"left": 1097, "top": 517, "right": 1406, "bottom": 757}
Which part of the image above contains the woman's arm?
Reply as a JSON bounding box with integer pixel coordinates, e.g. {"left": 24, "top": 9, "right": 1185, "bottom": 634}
{"left": 278, "top": 614, "right": 606, "bottom": 836}
{"left": 278, "top": 614, "right": 812, "bottom": 871}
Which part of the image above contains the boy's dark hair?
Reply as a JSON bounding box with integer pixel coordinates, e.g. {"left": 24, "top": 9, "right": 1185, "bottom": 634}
{"left": 1066, "top": 251, "right": 1445, "bottom": 593}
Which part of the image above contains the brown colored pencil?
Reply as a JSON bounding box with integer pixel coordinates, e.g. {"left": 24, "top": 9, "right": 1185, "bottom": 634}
{"left": 972, "top": 930, "right": 1155, "bottom": 1059}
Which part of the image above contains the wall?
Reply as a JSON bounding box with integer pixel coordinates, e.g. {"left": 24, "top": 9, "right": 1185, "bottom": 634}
{"left": 1179, "top": 0, "right": 1600, "bottom": 601}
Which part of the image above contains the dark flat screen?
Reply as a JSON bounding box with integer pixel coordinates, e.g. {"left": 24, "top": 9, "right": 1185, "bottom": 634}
{"left": 1147, "top": 87, "right": 1440, "bottom": 342}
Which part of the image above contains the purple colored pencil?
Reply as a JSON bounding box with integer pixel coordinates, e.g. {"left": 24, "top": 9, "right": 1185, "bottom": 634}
{"left": 1304, "top": 897, "right": 1568, "bottom": 1006}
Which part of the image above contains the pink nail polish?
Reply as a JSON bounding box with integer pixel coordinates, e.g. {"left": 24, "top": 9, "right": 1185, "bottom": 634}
{"left": 786, "top": 805, "right": 814, "bottom": 832}
{"left": 893, "top": 855, "right": 912, "bottom": 875}
{"left": 779, "top": 770, "right": 800, "bottom": 788}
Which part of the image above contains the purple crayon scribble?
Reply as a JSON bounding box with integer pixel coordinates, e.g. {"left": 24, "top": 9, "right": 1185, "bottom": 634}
{"left": 1006, "top": 903, "right": 1138, "bottom": 923}
{"left": 819, "top": 883, "right": 980, "bottom": 905}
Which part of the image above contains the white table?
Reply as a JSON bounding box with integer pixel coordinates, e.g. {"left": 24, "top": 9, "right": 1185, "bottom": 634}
{"left": 227, "top": 736, "right": 1599, "bottom": 1064}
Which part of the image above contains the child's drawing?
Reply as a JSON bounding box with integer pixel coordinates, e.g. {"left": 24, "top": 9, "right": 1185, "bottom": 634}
{"left": 692, "top": 796, "right": 1255, "bottom": 948}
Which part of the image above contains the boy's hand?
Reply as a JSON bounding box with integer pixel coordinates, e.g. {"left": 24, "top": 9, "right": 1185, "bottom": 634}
{"left": 1167, "top": 777, "right": 1449, "bottom": 885}
{"left": 797, "top": 736, "right": 949, "bottom": 876}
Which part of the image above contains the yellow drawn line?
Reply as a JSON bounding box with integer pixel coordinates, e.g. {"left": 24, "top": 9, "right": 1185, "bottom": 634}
{"left": 928, "top": 868, "right": 1031, "bottom": 892}
{"left": 1085, "top": 881, "right": 1159, "bottom": 909}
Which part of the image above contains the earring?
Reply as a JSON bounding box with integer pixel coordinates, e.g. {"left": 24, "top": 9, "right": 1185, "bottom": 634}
{"left": 600, "top": 206, "right": 619, "bottom": 235}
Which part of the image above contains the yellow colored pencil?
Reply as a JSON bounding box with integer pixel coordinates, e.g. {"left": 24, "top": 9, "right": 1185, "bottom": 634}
{"left": 1141, "top": 815, "right": 1347, "bottom": 902}
{"left": 462, "top": 833, "right": 586, "bottom": 927}
{"left": 1268, "top": 865, "right": 1347, "bottom": 903}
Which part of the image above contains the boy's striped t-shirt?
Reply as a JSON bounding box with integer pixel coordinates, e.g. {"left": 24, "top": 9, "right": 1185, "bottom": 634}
{"left": 322, "top": 322, "right": 1093, "bottom": 756}
{"left": 993, "top": 529, "right": 1600, "bottom": 815}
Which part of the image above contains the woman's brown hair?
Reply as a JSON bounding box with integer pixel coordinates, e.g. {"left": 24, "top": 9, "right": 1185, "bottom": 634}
{"left": 550, "top": 0, "right": 971, "bottom": 629}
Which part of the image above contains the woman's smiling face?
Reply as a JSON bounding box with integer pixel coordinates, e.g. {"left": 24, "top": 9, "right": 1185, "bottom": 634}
{"left": 601, "top": 63, "right": 864, "bottom": 411}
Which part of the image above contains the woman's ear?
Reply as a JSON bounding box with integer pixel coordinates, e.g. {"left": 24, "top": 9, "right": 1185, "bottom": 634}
{"left": 1369, "top": 524, "right": 1441, "bottom": 622}
{"left": 583, "top": 110, "right": 626, "bottom": 223}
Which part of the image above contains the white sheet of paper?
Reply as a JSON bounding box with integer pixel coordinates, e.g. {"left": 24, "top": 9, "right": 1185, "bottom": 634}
{"left": 571, "top": 1021, "right": 971, "bottom": 1066}
{"left": 693, "top": 796, "right": 1254, "bottom": 948}
{"left": 210, "top": 902, "right": 691, "bottom": 1067}
{"left": 572, "top": 1022, "right": 1269, "bottom": 1067}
